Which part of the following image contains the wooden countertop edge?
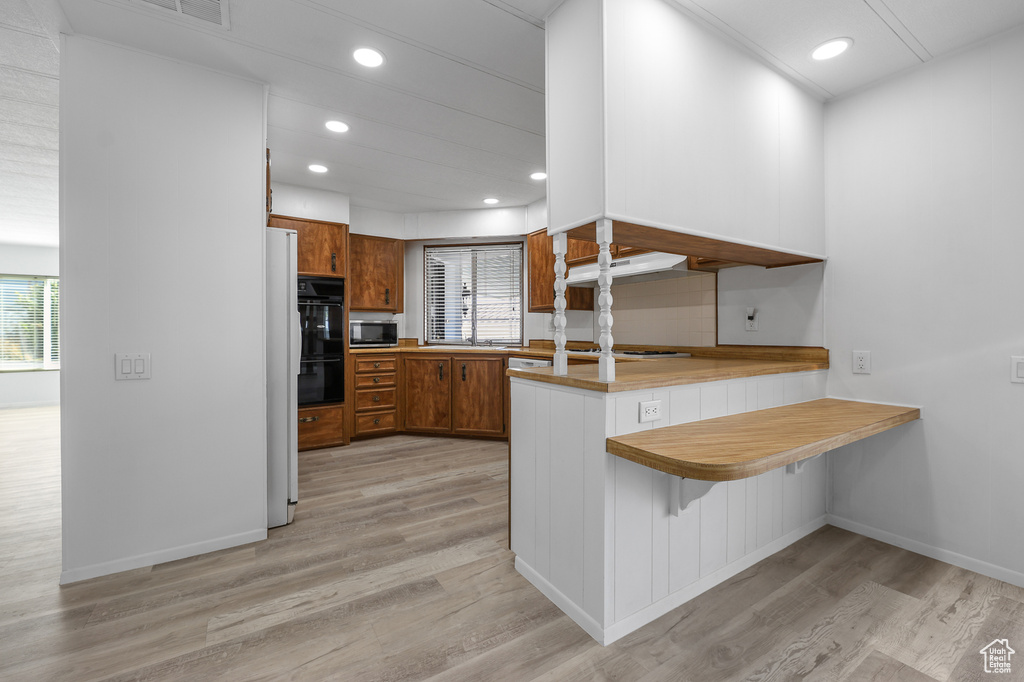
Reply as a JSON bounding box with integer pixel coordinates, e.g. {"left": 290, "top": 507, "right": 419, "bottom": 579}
{"left": 605, "top": 400, "right": 921, "bottom": 481}
{"left": 506, "top": 360, "right": 829, "bottom": 393}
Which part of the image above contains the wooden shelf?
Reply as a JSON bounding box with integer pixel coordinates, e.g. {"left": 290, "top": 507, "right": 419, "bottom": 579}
{"left": 606, "top": 398, "right": 920, "bottom": 481}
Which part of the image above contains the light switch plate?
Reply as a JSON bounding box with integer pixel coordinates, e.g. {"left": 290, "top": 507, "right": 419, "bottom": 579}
{"left": 115, "top": 353, "right": 151, "bottom": 380}
{"left": 1012, "top": 356, "right": 1024, "bottom": 384}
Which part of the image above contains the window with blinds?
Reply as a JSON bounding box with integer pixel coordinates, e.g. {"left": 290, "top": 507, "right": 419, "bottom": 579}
{"left": 424, "top": 244, "right": 523, "bottom": 346}
{"left": 0, "top": 276, "right": 60, "bottom": 371}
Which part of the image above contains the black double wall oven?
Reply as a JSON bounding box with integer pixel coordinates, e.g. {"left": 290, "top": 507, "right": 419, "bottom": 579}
{"left": 297, "top": 277, "right": 345, "bottom": 406}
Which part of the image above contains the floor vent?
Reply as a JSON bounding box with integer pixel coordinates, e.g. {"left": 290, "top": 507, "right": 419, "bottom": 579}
{"left": 135, "top": 0, "right": 229, "bottom": 28}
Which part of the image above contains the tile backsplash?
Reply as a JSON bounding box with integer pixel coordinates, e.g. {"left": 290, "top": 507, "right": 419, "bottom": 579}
{"left": 598, "top": 273, "right": 717, "bottom": 347}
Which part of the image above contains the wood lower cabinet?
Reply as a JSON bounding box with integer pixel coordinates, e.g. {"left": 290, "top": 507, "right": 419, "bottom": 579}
{"left": 452, "top": 356, "right": 505, "bottom": 437}
{"left": 268, "top": 214, "right": 348, "bottom": 278}
{"left": 403, "top": 356, "right": 452, "bottom": 433}
{"left": 527, "top": 229, "right": 595, "bottom": 313}
{"left": 349, "top": 234, "right": 403, "bottom": 312}
{"left": 297, "top": 404, "right": 346, "bottom": 451}
{"left": 352, "top": 353, "right": 398, "bottom": 437}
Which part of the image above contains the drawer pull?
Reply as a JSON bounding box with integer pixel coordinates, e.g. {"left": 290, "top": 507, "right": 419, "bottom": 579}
{"left": 385, "top": 288, "right": 390, "bottom": 305}
{"left": 373, "top": 418, "right": 381, "bottom": 425}
{"left": 331, "top": 253, "right": 337, "bottom": 272}
{"left": 462, "top": 363, "right": 466, "bottom": 381}
{"left": 373, "top": 376, "right": 381, "bottom": 384}
{"left": 372, "top": 395, "right": 381, "bottom": 402}
{"left": 439, "top": 362, "right": 444, "bottom": 381}
{"left": 374, "top": 361, "right": 381, "bottom": 368}
{"left": 299, "top": 416, "right": 319, "bottom": 423}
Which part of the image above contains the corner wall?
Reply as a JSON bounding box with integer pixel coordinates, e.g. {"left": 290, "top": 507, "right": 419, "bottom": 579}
{"left": 60, "top": 37, "right": 268, "bottom": 582}
{"left": 825, "top": 25, "right": 1024, "bottom": 584}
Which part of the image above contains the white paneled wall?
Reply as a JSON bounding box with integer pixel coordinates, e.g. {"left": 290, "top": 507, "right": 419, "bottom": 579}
{"left": 511, "top": 370, "right": 828, "bottom": 644}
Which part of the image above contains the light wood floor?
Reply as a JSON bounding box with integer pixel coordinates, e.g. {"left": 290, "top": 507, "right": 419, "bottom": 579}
{"left": 3, "top": 405, "right": 1024, "bottom": 681}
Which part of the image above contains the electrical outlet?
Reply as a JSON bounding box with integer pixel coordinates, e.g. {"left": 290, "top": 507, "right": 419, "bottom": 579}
{"left": 745, "top": 307, "right": 758, "bottom": 331}
{"left": 852, "top": 350, "right": 871, "bottom": 375}
{"left": 639, "top": 400, "right": 662, "bottom": 423}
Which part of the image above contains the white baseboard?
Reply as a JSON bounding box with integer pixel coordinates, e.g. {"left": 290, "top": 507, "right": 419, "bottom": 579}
{"left": 515, "top": 515, "right": 827, "bottom": 646}
{"left": 826, "top": 515, "right": 1024, "bottom": 589}
{"left": 59, "top": 528, "right": 268, "bottom": 585}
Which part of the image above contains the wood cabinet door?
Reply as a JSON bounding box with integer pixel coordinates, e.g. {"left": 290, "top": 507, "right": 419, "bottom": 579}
{"left": 565, "top": 237, "right": 600, "bottom": 265}
{"left": 268, "top": 215, "right": 347, "bottom": 278}
{"left": 452, "top": 356, "right": 505, "bottom": 437}
{"left": 527, "top": 229, "right": 595, "bottom": 313}
{"left": 403, "top": 356, "right": 451, "bottom": 432}
{"left": 527, "top": 230, "right": 556, "bottom": 313}
{"left": 349, "top": 234, "right": 403, "bottom": 311}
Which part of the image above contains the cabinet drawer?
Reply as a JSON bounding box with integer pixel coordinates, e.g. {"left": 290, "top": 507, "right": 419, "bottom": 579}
{"left": 297, "top": 404, "right": 345, "bottom": 451}
{"left": 355, "top": 387, "right": 396, "bottom": 412}
{"left": 355, "top": 357, "right": 396, "bottom": 373}
{"left": 355, "top": 410, "right": 396, "bottom": 435}
{"left": 354, "top": 372, "right": 396, "bottom": 389}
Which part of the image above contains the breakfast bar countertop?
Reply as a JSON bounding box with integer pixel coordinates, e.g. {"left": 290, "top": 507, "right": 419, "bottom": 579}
{"left": 606, "top": 398, "right": 921, "bottom": 480}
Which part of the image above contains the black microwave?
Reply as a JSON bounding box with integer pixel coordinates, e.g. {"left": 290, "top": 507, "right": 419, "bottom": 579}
{"left": 350, "top": 320, "right": 398, "bottom": 348}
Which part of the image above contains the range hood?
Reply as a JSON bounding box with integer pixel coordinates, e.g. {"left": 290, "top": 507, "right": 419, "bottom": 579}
{"left": 564, "top": 251, "right": 694, "bottom": 286}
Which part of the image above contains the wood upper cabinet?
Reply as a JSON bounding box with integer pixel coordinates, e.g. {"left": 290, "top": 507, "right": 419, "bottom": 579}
{"left": 268, "top": 214, "right": 348, "bottom": 278}
{"left": 565, "top": 237, "right": 600, "bottom": 266}
{"left": 527, "top": 229, "right": 595, "bottom": 313}
{"left": 452, "top": 356, "right": 505, "bottom": 437}
{"left": 349, "top": 234, "right": 404, "bottom": 312}
{"left": 403, "top": 356, "right": 451, "bottom": 433}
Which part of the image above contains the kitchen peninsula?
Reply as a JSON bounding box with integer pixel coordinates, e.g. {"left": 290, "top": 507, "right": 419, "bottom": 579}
{"left": 507, "top": 352, "right": 919, "bottom": 644}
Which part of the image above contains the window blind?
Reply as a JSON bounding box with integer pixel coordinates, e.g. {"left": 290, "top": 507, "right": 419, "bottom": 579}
{"left": 0, "top": 276, "right": 60, "bottom": 371}
{"left": 424, "top": 244, "right": 522, "bottom": 346}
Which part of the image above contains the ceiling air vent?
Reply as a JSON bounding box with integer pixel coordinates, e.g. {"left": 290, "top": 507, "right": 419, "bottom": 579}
{"left": 134, "top": 0, "right": 230, "bottom": 29}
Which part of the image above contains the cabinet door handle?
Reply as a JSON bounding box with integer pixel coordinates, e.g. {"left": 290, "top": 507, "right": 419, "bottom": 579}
{"left": 373, "top": 418, "right": 381, "bottom": 425}
{"left": 372, "top": 395, "right": 381, "bottom": 402}
{"left": 299, "top": 416, "right": 319, "bottom": 423}
{"left": 373, "top": 376, "right": 381, "bottom": 384}
{"left": 439, "top": 362, "right": 444, "bottom": 381}
{"left": 373, "top": 361, "right": 381, "bottom": 368}
{"left": 385, "top": 288, "right": 390, "bottom": 305}
{"left": 462, "top": 363, "right": 466, "bottom": 381}
{"left": 331, "top": 252, "right": 337, "bottom": 272}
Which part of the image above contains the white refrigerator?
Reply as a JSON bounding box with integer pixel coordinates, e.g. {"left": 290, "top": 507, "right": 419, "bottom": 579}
{"left": 266, "top": 227, "right": 299, "bottom": 527}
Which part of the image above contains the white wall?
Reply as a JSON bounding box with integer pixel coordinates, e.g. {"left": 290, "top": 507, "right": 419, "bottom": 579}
{"left": 546, "top": 0, "right": 825, "bottom": 259}
{"left": 350, "top": 205, "right": 404, "bottom": 239}
{"left": 60, "top": 36, "right": 268, "bottom": 583}
{"left": 272, "top": 183, "right": 350, "bottom": 225}
{"left": 405, "top": 207, "right": 526, "bottom": 240}
{"left": 825, "top": 25, "right": 1024, "bottom": 585}
{"left": 718, "top": 263, "right": 825, "bottom": 347}
{"left": 0, "top": 244, "right": 60, "bottom": 407}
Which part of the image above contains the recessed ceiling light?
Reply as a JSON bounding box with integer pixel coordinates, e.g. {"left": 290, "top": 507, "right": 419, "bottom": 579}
{"left": 530, "top": 172, "right": 547, "bottom": 180}
{"left": 353, "top": 47, "right": 385, "bottom": 67}
{"left": 325, "top": 120, "right": 349, "bottom": 133}
{"left": 483, "top": 198, "right": 499, "bottom": 205}
{"left": 811, "top": 38, "right": 852, "bottom": 61}
{"left": 308, "top": 164, "right": 328, "bottom": 173}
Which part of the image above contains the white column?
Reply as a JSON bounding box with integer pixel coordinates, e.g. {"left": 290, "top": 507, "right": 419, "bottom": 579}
{"left": 596, "top": 219, "right": 614, "bottom": 382}
{"left": 552, "top": 231, "right": 568, "bottom": 375}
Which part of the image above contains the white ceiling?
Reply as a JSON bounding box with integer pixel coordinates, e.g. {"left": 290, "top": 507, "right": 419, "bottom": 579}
{"left": 4, "top": 0, "right": 1024, "bottom": 247}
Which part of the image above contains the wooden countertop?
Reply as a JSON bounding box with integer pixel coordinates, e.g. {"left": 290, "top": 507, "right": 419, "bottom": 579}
{"left": 607, "top": 398, "right": 920, "bottom": 481}
{"left": 506, "top": 356, "right": 828, "bottom": 393}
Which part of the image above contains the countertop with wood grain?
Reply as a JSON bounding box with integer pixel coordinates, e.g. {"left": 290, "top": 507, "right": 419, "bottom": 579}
{"left": 606, "top": 398, "right": 920, "bottom": 481}
{"left": 505, "top": 355, "right": 829, "bottom": 392}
